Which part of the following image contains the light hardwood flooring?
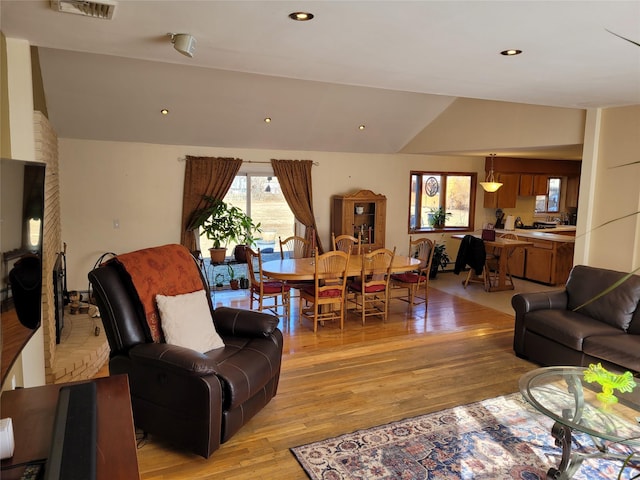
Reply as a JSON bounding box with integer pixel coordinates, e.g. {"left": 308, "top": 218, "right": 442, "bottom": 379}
{"left": 97, "top": 272, "right": 549, "bottom": 479}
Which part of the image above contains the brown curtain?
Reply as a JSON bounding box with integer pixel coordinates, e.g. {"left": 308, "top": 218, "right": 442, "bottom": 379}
{"left": 271, "top": 159, "right": 323, "bottom": 254}
{"left": 180, "top": 156, "right": 242, "bottom": 252}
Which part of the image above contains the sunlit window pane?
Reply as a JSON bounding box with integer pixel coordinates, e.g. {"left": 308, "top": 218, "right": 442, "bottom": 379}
{"left": 199, "top": 174, "right": 295, "bottom": 255}
{"left": 409, "top": 171, "right": 476, "bottom": 232}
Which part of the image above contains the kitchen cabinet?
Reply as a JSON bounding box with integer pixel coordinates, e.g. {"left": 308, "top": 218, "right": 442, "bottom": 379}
{"left": 523, "top": 237, "right": 575, "bottom": 285}
{"left": 524, "top": 241, "right": 554, "bottom": 283}
{"left": 483, "top": 173, "right": 519, "bottom": 208}
{"left": 533, "top": 175, "right": 549, "bottom": 195}
{"left": 507, "top": 246, "right": 526, "bottom": 278}
{"left": 332, "top": 190, "right": 386, "bottom": 252}
{"left": 566, "top": 176, "right": 580, "bottom": 208}
{"left": 519, "top": 174, "right": 534, "bottom": 196}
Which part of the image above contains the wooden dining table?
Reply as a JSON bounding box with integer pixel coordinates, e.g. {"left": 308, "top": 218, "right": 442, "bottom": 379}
{"left": 452, "top": 233, "right": 533, "bottom": 292}
{"left": 262, "top": 254, "right": 421, "bottom": 281}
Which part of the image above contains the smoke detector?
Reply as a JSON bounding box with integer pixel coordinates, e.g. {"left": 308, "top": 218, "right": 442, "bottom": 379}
{"left": 51, "top": 0, "right": 116, "bottom": 20}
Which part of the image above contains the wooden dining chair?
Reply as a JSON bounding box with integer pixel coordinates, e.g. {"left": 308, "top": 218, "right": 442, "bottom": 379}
{"left": 331, "top": 232, "right": 361, "bottom": 254}
{"left": 348, "top": 247, "right": 396, "bottom": 325}
{"left": 245, "top": 247, "right": 291, "bottom": 321}
{"left": 484, "top": 233, "right": 518, "bottom": 289}
{"left": 279, "top": 235, "right": 310, "bottom": 259}
{"left": 391, "top": 237, "right": 435, "bottom": 306}
{"left": 299, "top": 249, "right": 350, "bottom": 332}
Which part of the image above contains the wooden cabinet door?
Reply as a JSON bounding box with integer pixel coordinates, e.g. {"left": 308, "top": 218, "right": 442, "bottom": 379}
{"left": 483, "top": 173, "right": 518, "bottom": 208}
{"left": 566, "top": 176, "right": 580, "bottom": 208}
{"left": 525, "top": 246, "right": 553, "bottom": 283}
{"left": 533, "top": 175, "right": 548, "bottom": 195}
{"left": 519, "top": 174, "right": 534, "bottom": 196}
{"left": 497, "top": 173, "right": 519, "bottom": 208}
{"left": 507, "top": 247, "right": 526, "bottom": 278}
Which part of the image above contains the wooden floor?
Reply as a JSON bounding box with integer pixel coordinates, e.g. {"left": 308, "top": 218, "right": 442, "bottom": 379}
{"left": 99, "top": 287, "right": 538, "bottom": 479}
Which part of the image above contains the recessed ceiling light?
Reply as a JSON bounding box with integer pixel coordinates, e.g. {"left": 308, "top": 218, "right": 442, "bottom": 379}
{"left": 500, "top": 49, "right": 522, "bottom": 56}
{"left": 288, "top": 11, "right": 314, "bottom": 21}
{"left": 264, "top": 117, "right": 272, "bottom": 123}
{"left": 358, "top": 124, "right": 366, "bottom": 131}
{"left": 160, "top": 109, "right": 169, "bottom": 115}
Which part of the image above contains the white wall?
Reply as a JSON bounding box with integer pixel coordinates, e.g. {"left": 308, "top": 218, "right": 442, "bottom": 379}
{"left": 3, "top": 38, "right": 45, "bottom": 388}
{"left": 586, "top": 106, "right": 640, "bottom": 272}
{"left": 59, "top": 138, "right": 485, "bottom": 289}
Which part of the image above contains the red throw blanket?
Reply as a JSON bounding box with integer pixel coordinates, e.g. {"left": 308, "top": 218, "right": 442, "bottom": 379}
{"left": 114, "top": 244, "right": 204, "bottom": 342}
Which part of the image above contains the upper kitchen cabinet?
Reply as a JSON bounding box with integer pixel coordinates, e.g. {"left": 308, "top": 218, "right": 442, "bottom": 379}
{"left": 533, "top": 175, "right": 549, "bottom": 195}
{"left": 565, "top": 176, "right": 580, "bottom": 208}
{"left": 482, "top": 156, "right": 582, "bottom": 207}
{"left": 483, "top": 173, "right": 519, "bottom": 208}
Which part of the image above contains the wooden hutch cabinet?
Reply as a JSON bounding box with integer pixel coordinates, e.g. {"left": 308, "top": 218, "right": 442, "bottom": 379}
{"left": 331, "top": 190, "right": 386, "bottom": 252}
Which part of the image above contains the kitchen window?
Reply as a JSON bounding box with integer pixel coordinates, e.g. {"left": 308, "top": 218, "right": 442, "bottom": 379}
{"left": 409, "top": 172, "right": 477, "bottom": 232}
{"left": 535, "top": 177, "right": 561, "bottom": 213}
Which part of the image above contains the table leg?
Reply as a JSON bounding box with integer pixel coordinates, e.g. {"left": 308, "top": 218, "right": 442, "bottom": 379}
{"left": 547, "top": 422, "right": 586, "bottom": 479}
{"left": 487, "top": 247, "right": 514, "bottom": 291}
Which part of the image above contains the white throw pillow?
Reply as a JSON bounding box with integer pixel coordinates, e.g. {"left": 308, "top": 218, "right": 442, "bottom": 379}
{"left": 156, "top": 290, "right": 225, "bottom": 353}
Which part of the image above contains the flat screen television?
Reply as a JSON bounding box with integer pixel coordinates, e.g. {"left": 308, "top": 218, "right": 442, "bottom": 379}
{"left": 1, "top": 158, "right": 46, "bottom": 386}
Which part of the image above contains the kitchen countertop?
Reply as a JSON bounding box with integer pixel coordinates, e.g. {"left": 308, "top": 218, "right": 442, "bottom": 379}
{"left": 495, "top": 226, "right": 576, "bottom": 243}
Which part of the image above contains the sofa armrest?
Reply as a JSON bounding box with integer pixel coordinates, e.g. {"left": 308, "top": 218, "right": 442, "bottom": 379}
{"left": 512, "top": 290, "right": 568, "bottom": 357}
{"left": 512, "top": 290, "right": 569, "bottom": 316}
{"left": 213, "top": 306, "right": 279, "bottom": 337}
{"left": 129, "top": 343, "right": 219, "bottom": 376}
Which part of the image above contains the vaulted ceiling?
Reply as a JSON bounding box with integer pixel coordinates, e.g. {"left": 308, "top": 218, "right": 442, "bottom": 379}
{"left": 2, "top": 1, "right": 639, "bottom": 157}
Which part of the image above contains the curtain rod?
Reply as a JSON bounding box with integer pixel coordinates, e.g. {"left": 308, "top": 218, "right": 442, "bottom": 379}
{"left": 178, "top": 158, "right": 319, "bottom": 166}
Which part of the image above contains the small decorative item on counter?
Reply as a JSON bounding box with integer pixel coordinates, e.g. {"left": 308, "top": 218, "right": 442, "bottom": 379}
{"left": 481, "top": 227, "right": 496, "bottom": 241}
{"left": 583, "top": 362, "right": 637, "bottom": 405}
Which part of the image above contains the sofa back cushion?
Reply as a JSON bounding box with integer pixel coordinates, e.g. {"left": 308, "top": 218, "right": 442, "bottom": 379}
{"left": 566, "top": 265, "right": 640, "bottom": 332}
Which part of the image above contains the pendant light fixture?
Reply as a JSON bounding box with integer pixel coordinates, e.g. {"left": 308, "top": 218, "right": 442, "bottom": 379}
{"left": 479, "top": 154, "right": 503, "bottom": 192}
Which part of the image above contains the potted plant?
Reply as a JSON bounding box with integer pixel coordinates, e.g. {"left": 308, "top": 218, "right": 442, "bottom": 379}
{"left": 233, "top": 220, "right": 262, "bottom": 263}
{"left": 430, "top": 243, "right": 450, "bottom": 279}
{"left": 188, "top": 196, "right": 260, "bottom": 264}
{"left": 429, "top": 207, "right": 452, "bottom": 229}
{"left": 227, "top": 264, "right": 239, "bottom": 290}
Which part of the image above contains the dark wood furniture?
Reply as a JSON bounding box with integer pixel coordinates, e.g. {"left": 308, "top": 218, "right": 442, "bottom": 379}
{"left": 0, "top": 375, "right": 140, "bottom": 480}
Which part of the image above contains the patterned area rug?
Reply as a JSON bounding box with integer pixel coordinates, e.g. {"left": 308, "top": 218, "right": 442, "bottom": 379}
{"left": 291, "top": 393, "right": 639, "bottom": 479}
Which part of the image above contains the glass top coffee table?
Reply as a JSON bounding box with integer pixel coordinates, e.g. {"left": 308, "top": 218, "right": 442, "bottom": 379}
{"left": 519, "top": 366, "right": 639, "bottom": 479}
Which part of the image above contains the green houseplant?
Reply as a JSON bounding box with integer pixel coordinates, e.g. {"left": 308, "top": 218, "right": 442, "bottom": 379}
{"left": 430, "top": 242, "right": 450, "bottom": 279}
{"left": 428, "top": 207, "right": 452, "bottom": 229}
{"left": 227, "top": 264, "right": 239, "bottom": 290}
{"left": 188, "top": 196, "right": 260, "bottom": 263}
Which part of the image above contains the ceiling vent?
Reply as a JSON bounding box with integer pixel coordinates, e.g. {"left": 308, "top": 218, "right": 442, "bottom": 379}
{"left": 51, "top": 0, "right": 116, "bottom": 20}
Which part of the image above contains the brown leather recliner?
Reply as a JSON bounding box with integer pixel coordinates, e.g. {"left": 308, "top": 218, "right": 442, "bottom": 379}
{"left": 88, "top": 246, "right": 283, "bottom": 458}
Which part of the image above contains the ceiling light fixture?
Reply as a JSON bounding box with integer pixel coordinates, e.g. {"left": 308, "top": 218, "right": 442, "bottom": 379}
{"left": 160, "top": 109, "right": 169, "bottom": 115}
{"left": 168, "top": 33, "right": 197, "bottom": 58}
{"left": 500, "top": 49, "right": 522, "bottom": 56}
{"left": 479, "top": 154, "right": 503, "bottom": 192}
{"left": 264, "top": 117, "right": 272, "bottom": 123}
{"left": 358, "top": 124, "right": 366, "bottom": 131}
{"left": 288, "top": 11, "right": 314, "bottom": 21}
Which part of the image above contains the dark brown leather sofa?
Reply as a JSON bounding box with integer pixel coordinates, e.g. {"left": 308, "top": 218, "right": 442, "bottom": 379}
{"left": 88, "top": 252, "right": 283, "bottom": 458}
{"left": 512, "top": 265, "right": 640, "bottom": 374}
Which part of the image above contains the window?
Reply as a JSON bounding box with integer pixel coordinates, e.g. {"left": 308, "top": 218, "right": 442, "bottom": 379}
{"left": 535, "top": 177, "right": 561, "bottom": 213}
{"left": 409, "top": 172, "right": 477, "bottom": 232}
{"left": 199, "top": 174, "right": 295, "bottom": 254}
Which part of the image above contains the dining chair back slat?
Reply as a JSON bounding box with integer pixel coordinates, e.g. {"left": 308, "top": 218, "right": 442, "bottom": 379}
{"left": 299, "top": 249, "right": 350, "bottom": 332}
{"left": 348, "top": 247, "right": 395, "bottom": 325}
{"left": 391, "top": 236, "right": 435, "bottom": 306}
{"left": 246, "top": 247, "right": 290, "bottom": 321}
